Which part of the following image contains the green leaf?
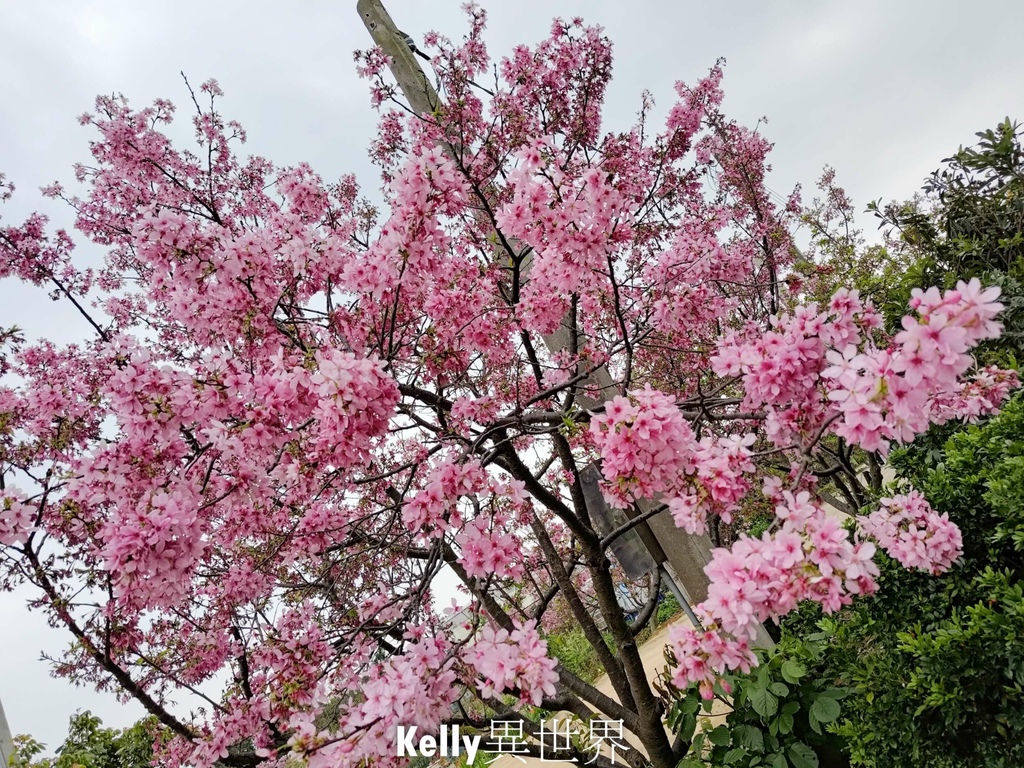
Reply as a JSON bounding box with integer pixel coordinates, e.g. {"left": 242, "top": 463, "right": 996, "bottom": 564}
{"left": 690, "top": 732, "right": 706, "bottom": 756}
{"left": 787, "top": 742, "right": 819, "bottom": 768}
{"left": 810, "top": 696, "right": 841, "bottom": 724}
{"left": 709, "top": 725, "right": 732, "bottom": 746}
{"left": 750, "top": 687, "right": 780, "bottom": 718}
{"left": 734, "top": 725, "right": 765, "bottom": 753}
{"left": 676, "top": 713, "right": 697, "bottom": 743}
{"left": 781, "top": 660, "right": 806, "bottom": 683}
{"left": 769, "top": 681, "right": 790, "bottom": 697}
{"left": 808, "top": 709, "right": 822, "bottom": 735}
{"left": 724, "top": 748, "right": 747, "bottom": 765}
{"left": 778, "top": 712, "right": 795, "bottom": 734}
{"left": 772, "top": 753, "right": 789, "bottom": 768}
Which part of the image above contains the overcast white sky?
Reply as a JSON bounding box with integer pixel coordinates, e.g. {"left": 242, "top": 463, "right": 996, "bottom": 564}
{"left": 2, "top": 0, "right": 1024, "bottom": 754}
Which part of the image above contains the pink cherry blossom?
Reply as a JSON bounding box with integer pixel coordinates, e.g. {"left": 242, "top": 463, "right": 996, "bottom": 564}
{"left": 858, "top": 490, "right": 963, "bottom": 574}
{"left": 0, "top": 9, "right": 1015, "bottom": 767}
{"left": 468, "top": 620, "right": 559, "bottom": 707}
{"left": 0, "top": 489, "right": 34, "bottom": 546}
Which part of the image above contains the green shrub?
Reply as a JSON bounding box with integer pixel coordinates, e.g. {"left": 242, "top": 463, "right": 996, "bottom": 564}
{"left": 778, "top": 392, "right": 1024, "bottom": 767}
{"left": 656, "top": 588, "right": 682, "bottom": 625}
{"left": 545, "top": 626, "right": 604, "bottom": 682}
{"left": 667, "top": 632, "right": 849, "bottom": 768}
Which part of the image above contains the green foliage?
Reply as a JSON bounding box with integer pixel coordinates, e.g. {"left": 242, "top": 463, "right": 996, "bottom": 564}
{"left": 9, "top": 735, "right": 48, "bottom": 768}
{"left": 891, "top": 391, "right": 1024, "bottom": 566}
{"left": 656, "top": 588, "right": 682, "bottom": 625}
{"left": 741, "top": 511, "right": 774, "bottom": 541}
{"left": 781, "top": 392, "right": 1024, "bottom": 767}
{"left": 545, "top": 625, "right": 604, "bottom": 682}
{"left": 917, "top": 118, "right": 1024, "bottom": 278}
{"left": 897, "top": 569, "right": 1024, "bottom": 751}
{"left": 867, "top": 118, "right": 1024, "bottom": 366}
{"left": 10, "top": 712, "right": 155, "bottom": 768}
{"left": 456, "top": 746, "right": 496, "bottom": 768}
{"left": 668, "top": 633, "right": 849, "bottom": 768}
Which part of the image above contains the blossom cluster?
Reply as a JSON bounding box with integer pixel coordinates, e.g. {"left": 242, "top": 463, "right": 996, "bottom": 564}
{"left": 713, "top": 281, "right": 1013, "bottom": 455}
{"left": 250, "top": 606, "right": 334, "bottom": 713}
{"left": 0, "top": 490, "right": 33, "bottom": 546}
{"left": 858, "top": 490, "right": 963, "bottom": 574}
{"left": 823, "top": 281, "right": 1006, "bottom": 452}
{"left": 467, "top": 620, "right": 559, "bottom": 707}
{"left": 98, "top": 488, "right": 208, "bottom": 609}
{"left": 676, "top": 433, "right": 756, "bottom": 532}
{"left": 590, "top": 386, "right": 696, "bottom": 506}
{"left": 310, "top": 349, "right": 401, "bottom": 469}
{"left": 669, "top": 487, "right": 879, "bottom": 698}
{"left": 337, "top": 631, "right": 461, "bottom": 766}
{"left": 455, "top": 514, "right": 525, "bottom": 580}
{"left": 592, "top": 388, "right": 756, "bottom": 534}
{"left": 667, "top": 623, "right": 756, "bottom": 700}
{"left": 403, "top": 459, "right": 490, "bottom": 534}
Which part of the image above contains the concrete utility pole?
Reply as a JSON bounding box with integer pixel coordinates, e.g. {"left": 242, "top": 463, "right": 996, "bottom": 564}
{"left": 356, "top": 0, "right": 771, "bottom": 648}
{"left": 0, "top": 696, "right": 14, "bottom": 768}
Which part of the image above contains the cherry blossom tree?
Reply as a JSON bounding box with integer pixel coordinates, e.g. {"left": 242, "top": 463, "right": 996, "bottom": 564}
{"left": 0, "top": 7, "right": 1017, "bottom": 768}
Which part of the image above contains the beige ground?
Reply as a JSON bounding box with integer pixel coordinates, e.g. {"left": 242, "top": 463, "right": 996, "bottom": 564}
{"left": 489, "top": 616, "right": 729, "bottom": 768}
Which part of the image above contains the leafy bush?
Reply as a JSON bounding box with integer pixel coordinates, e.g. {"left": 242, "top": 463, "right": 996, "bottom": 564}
{"left": 545, "top": 626, "right": 604, "bottom": 683}
{"left": 10, "top": 711, "right": 154, "bottom": 768}
{"left": 776, "top": 392, "right": 1024, "bottom": 767}
{"left": 656, "top": 588, "right": 682, "bottom": 625}
{"left": 666, "top": 632, "right": 849, "bottom": 768}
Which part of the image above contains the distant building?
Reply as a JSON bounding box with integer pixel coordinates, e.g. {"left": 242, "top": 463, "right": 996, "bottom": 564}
{"left": 0, "top": 696, "right": 13, "bottom": 767}
{"left": 442, "top": 604, "right": 477, "bottom": 643}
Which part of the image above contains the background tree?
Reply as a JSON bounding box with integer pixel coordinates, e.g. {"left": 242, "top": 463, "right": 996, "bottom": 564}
{"left": 868, "top": 119, "right": 1024, "bottom": 365}
{"left": 797, "top": 119, "right": 1024, "bottom": 363}
{"left": 9, "top": 711, "right": 153, "bottom": 768}
{"left": 0, "top": 8, "right": 1014, "bottom": 768}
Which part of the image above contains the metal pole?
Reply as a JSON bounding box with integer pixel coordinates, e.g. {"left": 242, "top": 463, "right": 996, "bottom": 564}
{"left": 660, "top": 563, "right": 703, "bottom": 631}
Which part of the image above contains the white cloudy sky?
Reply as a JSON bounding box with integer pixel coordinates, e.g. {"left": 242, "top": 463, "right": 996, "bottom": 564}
{"left": 2, "top": 0, "right": 1023, "bottom": 754}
